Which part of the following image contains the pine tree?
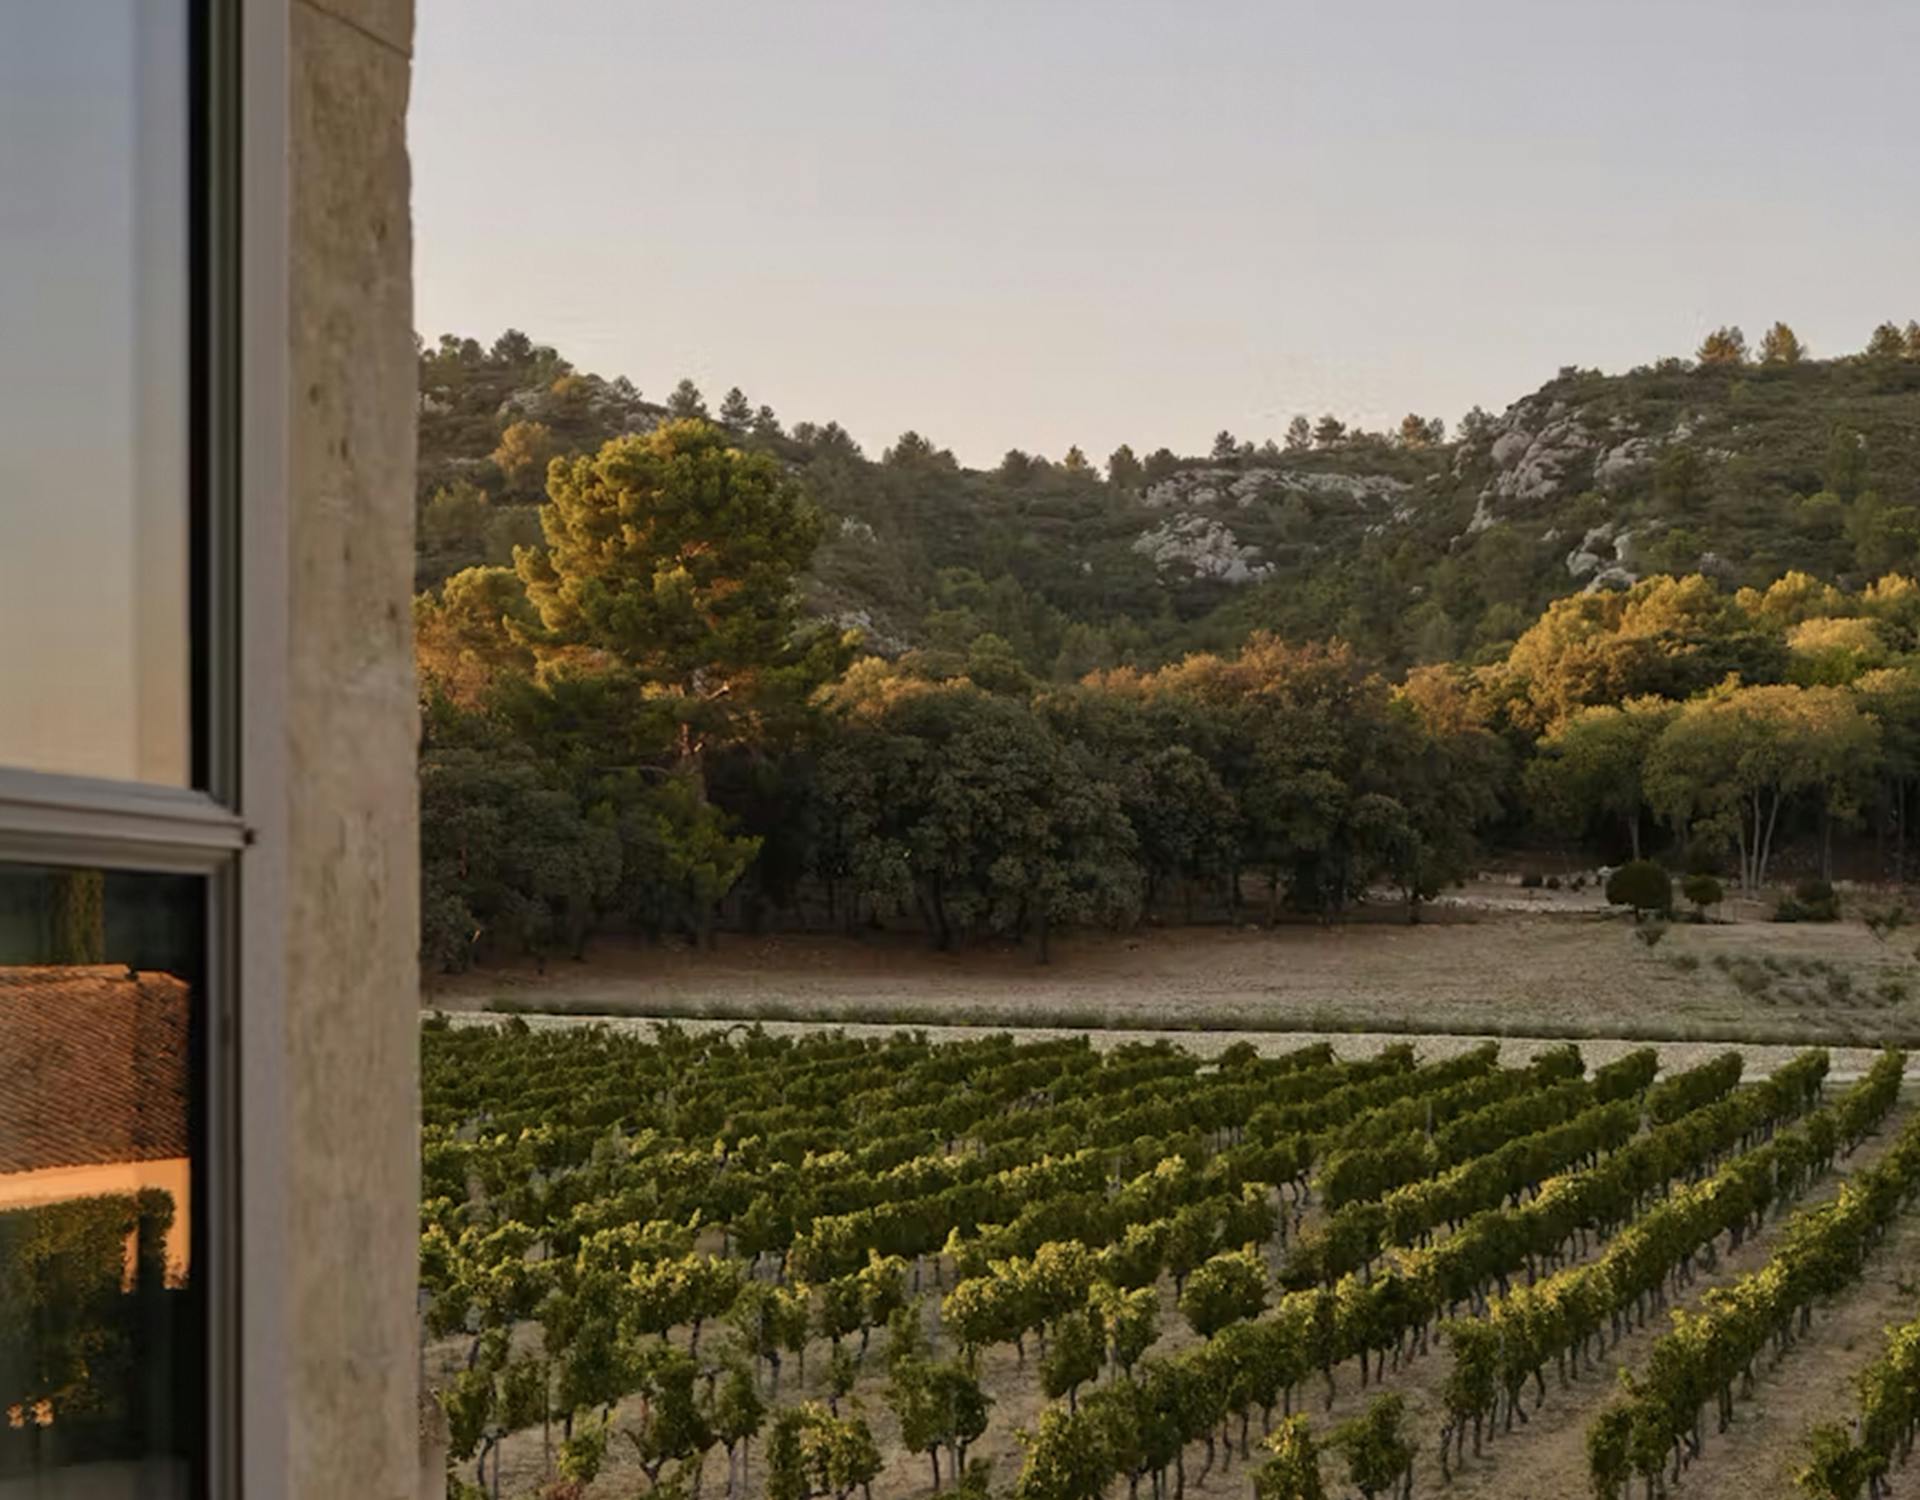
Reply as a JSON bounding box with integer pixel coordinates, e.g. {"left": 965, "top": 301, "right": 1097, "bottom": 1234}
{"left": 718, "top": 386, "right": 753, "bottom": 426}
{"left": 1866, "top": 321, "right": 1907, "bottom": 358}
{"left": 519, "top": 422, "right": 822, "bottom": 785}
{"left": 1106, "top": 443, "right": 1143, "bottom": 490}
{"left": 1313, "top": 414, "right": 1347, "bottom": 448}
{"left": 1285, "top": 415, "right": 1313, "bottom": 452}
{"left": 1759, "top": 321, "right": 1806, "bottom": 365}
{"left": 885, "top": 431, "right": 937, "bottom": 467}
{"left": 751, "top": 403, "right": 783, "bottom": 436}
{"left": 1142, "top": 447, "right": 1179, "bottom": 484}
{"left": 1211, "top": 429, "right": 1240, "bottom": 461}
{"left": 668, "top": 377, "right": 709, "bottom": 419}
{"left": 1696, "top": 325, "right": 1748, "bottom": 365}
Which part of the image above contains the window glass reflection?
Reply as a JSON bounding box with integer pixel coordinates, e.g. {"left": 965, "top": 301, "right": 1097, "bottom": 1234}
{"left": 0, "top": 2, "right": 191, "bottom": 786}
{"left": 0, "top": 865, "right": 203, "bottom": 1499}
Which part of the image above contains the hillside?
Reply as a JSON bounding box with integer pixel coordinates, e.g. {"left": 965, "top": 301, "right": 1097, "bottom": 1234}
{"left": 416, "top": 329, "right": 1920, "bottom": 675}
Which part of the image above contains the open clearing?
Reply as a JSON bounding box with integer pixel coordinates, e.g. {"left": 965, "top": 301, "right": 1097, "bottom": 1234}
{"left": 430, "top": 884, "right": 1920, "bottom": 1045}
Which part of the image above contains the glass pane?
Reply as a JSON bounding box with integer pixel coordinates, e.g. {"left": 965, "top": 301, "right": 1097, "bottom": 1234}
{"left": 0, "top": 3, "right": 192, "bottom": 786}
{"left": 0, "top": 864, "right": 203, "bottom": 1499}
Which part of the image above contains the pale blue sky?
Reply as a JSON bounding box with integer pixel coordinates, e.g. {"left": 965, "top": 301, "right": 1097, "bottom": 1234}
{"left": 413, "top": 1, "right": 1920, "bottom": 466}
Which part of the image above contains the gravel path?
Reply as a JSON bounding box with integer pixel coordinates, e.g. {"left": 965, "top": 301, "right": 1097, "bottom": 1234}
{"left": 429, "top": 1010, "right": 1904, "bottom": 1083}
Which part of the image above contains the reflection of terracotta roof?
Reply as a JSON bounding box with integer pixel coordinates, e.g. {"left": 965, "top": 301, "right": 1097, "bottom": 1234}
{"left": 0, "top": 965, "right": 190, "bottom": 1175}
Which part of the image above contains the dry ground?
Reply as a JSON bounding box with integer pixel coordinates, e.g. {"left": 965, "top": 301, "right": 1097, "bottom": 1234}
{"left": 429, "top": 883, "right": 1920, "bottom": 1044}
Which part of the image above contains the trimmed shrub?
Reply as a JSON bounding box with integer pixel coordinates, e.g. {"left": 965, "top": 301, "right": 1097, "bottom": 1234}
{"left": 1605, "top": 860, "right": 1672, "bottom": 918}
{"left": 1681, "top": 873, "right": 1724, "bottom": 916}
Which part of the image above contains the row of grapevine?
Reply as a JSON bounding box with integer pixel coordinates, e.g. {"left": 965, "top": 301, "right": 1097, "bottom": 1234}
{"left": 1442, "top": 1050, "right": 1901, "bottom": 1482}
{"left": 421, "top": 1026, "right": 1527, "bottom": 1495}
{"left": 1008, "top": 1052, "right": 1835, "bottom": 1500}
{"left": 1797, "top": 1307, "right": 1920, "bottom": 1500}
{"left": 420, "top": 1020, "right": 1908, "bottom": 1500}
{"left": 1585, "top": 1052, "right": 1919, "bottom": 1499}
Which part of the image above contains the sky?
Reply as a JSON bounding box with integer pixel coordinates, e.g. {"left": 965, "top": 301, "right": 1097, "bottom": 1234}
{"left": 413, "top": 0, "right": 1920, "bottom": 468}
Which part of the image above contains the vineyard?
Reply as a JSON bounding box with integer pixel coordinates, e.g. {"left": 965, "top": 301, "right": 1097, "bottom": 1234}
{"left": 420, "top": 1019, "right": 1920, "bottom": 1500}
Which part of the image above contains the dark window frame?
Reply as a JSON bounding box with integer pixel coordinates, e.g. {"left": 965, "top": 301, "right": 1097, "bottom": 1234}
{"left": 0, "top": 1, "right": 288, "bottom": 1495}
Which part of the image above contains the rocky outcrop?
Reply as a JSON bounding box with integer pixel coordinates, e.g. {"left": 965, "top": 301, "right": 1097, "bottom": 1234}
{"left": 1132, "top": 514, "right": 1273, "bottom": 583}
{"left": 832, "top": 607, "right": 912, "bottom": 655}
{"left": 1565, "top": 522, "right": 1640, "bottom": 591}
{"left": 496, "top": 373, "right": 656, "bottom": 433}
{"left": 1143, "top": 465, "right": 1410, "bottom": 512}
{"left": 1482, "top": 400, "right": 1600, "bottom": 507}
{"left": 1593, "top": 436, "right": 1659, "bottom": 490}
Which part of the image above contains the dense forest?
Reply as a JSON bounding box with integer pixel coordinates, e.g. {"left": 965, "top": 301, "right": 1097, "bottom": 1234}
{"left": 414, "top": 322, "right": 1920, "bottom": 968}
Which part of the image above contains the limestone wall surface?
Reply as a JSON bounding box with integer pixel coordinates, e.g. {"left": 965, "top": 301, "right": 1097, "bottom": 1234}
{"left": 286, "top": 3, "right": 419, "bottom": 1497}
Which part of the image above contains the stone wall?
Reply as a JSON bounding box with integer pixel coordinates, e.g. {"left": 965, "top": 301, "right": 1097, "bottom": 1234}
{"left": 285, "top": 2, "right": 419, "bottom": 1497}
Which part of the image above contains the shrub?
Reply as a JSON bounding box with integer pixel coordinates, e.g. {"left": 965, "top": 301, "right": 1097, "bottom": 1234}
{"left": 1863, "top": 902, "right": 1909, "bottom": 942}
{"left": 1681, "top": 873, "right": 1723, "bottom": 915}
{"left": 1635, "top": 920, "right": 1670, "bottom": 950}
{"left": 1605, "top": 860, "right": 1672, "bottom": 918}
{"left": 1519, "top": 872, "right": 1544, "bottom": 890}
{"left": 1545, "top": 875, "right": 1562, "bottom": 891}
{"left": 1797, "top": 877, "right": 1837, "bottom": 906}
{"left": 1775, "top": 879, "right": 1840, "bottom": 922}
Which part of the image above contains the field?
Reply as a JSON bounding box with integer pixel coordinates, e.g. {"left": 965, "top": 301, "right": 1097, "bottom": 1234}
{"left": 429, "top": 888, "right": 1920, "bottom": 1047}
{"left": 419, "top": 1020, "right": 1920, "bottom": 1500}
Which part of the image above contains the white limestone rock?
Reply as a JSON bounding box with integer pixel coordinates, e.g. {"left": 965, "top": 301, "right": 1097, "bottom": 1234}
{"left": 1143, "top": 466, "right": 1410, "bottom": 513}
{"left": 1594, "top": 437, "right": 1658, "bottom": 490}
{"left": 1584, "top": 565, "right": 1639, "bottom": 593}
{"left": 1131, "top": 513, "right": 1274, "bottom": 583}
{"left": 833, "top": 608, "right": 911, "bottom": 655}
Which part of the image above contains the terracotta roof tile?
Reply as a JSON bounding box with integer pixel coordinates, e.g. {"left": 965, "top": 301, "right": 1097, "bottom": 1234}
{"left": 0, "top": 965, "right": 191, "bottom": 1175}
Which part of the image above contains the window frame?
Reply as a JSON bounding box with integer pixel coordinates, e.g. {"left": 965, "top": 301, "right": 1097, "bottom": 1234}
{"left": 0, "top": 0, "right": 288, "bottom": 1495}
